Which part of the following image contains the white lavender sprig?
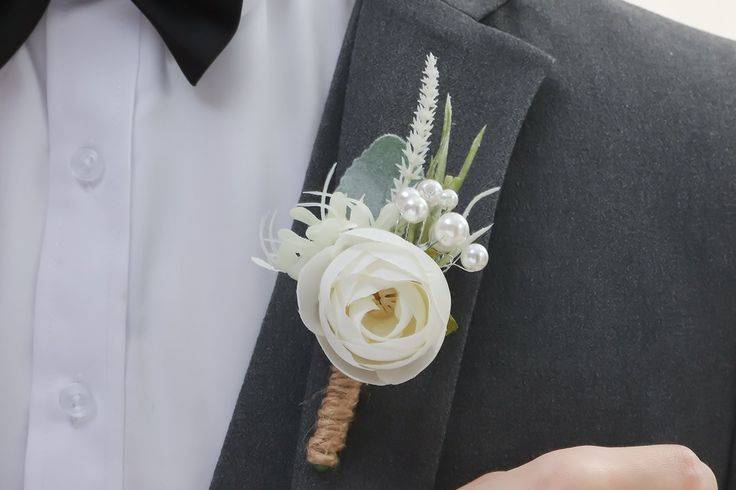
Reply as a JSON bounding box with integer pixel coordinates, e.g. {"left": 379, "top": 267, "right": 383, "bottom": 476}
{"left": 392, "top": 53, "right": 439, "bottom": 197}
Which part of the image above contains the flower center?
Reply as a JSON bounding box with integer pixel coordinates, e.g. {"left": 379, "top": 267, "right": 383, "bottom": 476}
{"left": 345, "top": 283, "right": 429, "bottom": 342}
{"left": 371, "top": 288, "right": 397, "bottom": 313}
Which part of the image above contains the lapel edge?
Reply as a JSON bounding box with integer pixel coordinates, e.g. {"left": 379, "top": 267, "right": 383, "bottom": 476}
{"left": 441, "top": 0, "right": 513, "bottom": 21}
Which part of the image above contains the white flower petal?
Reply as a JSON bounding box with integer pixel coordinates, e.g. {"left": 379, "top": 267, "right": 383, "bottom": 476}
{"left": 327, "top": 192, "right": 348, "bottom": 220}
{"left": 296, "top": 246, "right": 337, "bottom": 334}
{"left": 374, "top": 347, "right": 439, "bottom": 385}
{"left": 340, "top": 277, "right": 389, "bottom": 306}
{"left": 315, "top": 334, "right": 383, "bottom": 385}
{"left": 348, "top": 200, "right": 374, "bottom": 228}
{"left": 329, "top": 289, "right": 364, "bottom": 343}
{"left": 374, "top": 203, "right": 400, "bottom": 230}
{"left": 251, "top": 256, "right": 279, "bottom": 272}
{"left": 289, "top": 206, "right": 320, "bottom": 226}
{"left": 359, "top": 257, "right": 423, "bottom": 283}
{"left": 343, "top": 341, "right": 419, "bottom": 364}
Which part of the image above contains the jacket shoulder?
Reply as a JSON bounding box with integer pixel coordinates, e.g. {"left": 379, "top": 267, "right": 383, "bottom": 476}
{"left": 485, "top": 0, "right": 736, "bottom": 108}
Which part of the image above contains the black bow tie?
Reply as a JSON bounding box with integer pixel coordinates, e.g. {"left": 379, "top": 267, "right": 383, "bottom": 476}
{"left": 0, "top": 0, "right": 243, "bottom": 85}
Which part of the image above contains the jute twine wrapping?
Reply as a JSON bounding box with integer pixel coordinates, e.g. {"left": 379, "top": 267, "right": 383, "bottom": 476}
{"left": 306, "top": 366, "right": 363, "bottom": 469}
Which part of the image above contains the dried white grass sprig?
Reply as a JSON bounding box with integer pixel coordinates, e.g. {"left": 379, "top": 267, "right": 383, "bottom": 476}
{"left": 392, "top": 53, "right": 439, "bottom": 196}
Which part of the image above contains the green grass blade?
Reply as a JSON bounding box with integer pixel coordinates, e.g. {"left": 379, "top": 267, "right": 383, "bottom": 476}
{"left": 448, "top": 125, "right": 486, "bottom": 192}
{"left": 428, "top": 95, "right": 452, "bottom": 182}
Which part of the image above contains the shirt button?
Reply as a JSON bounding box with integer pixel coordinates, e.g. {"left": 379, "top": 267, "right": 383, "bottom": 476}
{"left": 59, "top": 382, "right": 96, "bottom": 424}
{"left": 70, "top": 147, "right": 105, "bottom": 184}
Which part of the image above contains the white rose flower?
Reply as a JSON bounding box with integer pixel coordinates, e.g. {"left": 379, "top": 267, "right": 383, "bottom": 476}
{"left": 296, "top": 227, "right": 451, "bottom": 385}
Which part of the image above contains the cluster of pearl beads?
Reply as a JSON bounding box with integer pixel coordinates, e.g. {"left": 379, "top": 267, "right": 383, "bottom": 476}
{"left": 429, "top": 212, "right": 488, "bottom": 272}
{"left": 395, "top": 179, "right": 460, "bottom": 225}
{"left": 395, "top": 179, "right": 489, "bottom": 272}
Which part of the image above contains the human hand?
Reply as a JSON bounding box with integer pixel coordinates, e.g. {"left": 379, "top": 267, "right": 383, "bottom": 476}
{"left": 460, "top": 445, "right": 717, "bottom": 490}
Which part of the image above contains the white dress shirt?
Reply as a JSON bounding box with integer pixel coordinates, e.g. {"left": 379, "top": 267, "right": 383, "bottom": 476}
{"left": 0, "top": 0, "right": 355, "bottom": 488}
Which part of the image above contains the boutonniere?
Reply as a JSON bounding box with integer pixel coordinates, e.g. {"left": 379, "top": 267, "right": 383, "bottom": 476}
{"left": 254, "top": 53, "right": 498, "bottom": 470}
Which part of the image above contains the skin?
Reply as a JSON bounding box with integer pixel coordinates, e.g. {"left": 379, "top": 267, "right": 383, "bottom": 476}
{"left": 460, "top": 445, "right": 718, "bottom": 490}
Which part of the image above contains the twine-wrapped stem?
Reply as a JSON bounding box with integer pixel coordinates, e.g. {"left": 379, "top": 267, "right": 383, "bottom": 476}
{"left": 306, "top": 366, "right": 363, "bottom": 470}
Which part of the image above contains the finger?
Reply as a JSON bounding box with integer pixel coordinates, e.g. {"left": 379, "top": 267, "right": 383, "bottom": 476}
{"left": 457, "top": 471, "right": 529, "bottom": 489}
{"left": 460, "top": 445, "right": 717, "bottom": 490}
{"left": 601, "top": 445, "right": 717, "bottom": 490}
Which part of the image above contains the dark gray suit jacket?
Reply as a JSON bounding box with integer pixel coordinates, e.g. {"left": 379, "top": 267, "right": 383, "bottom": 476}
{"left": 211, "top": 0, "right": 736, "bottom": 488}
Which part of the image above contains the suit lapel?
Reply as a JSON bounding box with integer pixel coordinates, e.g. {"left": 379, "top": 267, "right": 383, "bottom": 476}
{"left": 212, "top": 1, "right": 553, "bottom": 488}
{"left": 290, "top": 1, "right": 553, "bottom": 488}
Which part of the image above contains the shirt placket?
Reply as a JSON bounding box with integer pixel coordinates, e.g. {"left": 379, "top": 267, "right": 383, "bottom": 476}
{"left": 24, "top": 1, "right": 140, "bottom": 489}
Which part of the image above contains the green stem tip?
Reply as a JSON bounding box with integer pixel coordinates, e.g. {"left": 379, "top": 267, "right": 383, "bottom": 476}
{"left": 448, "top": 125, "right": 487, "bottom": 192}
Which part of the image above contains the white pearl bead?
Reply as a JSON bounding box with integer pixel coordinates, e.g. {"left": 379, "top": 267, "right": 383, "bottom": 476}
{"left": 438, "top": 189, "right": 459, "bottom": 211}
{"left": 416, "top": 179, "right": 444, "bottom": 207}
{"left": 460, "top": 243, "right": 489, "bottom": 272}
{"left": 396, "top": 188, "right": 429, "bottom": 223}
{"left": 395, "top": 187, "right": 421, "bottom": 208}
{"left": 430, "top": 212, "right": 470, "bottom": 251}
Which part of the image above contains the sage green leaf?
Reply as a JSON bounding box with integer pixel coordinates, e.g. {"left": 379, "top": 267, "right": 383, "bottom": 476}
{"left": 446, "top": 314, "right": 458, "bottom": 336}
{"left": 336, "top": 134, "right": 405, "bottom": 216}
